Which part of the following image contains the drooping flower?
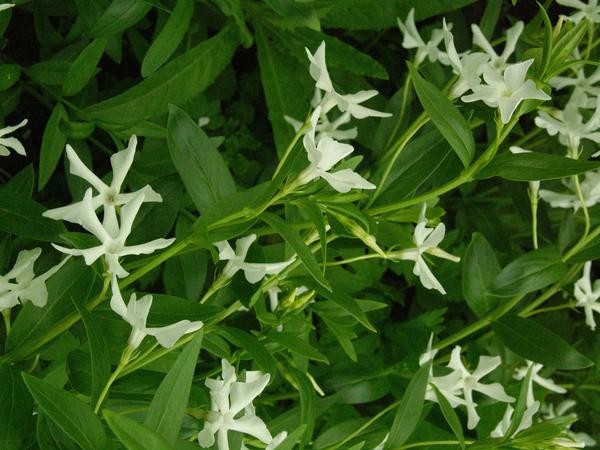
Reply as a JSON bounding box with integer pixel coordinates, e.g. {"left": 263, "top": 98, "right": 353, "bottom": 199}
{"left": 43, "top": 136, "right": 162, "bottom": 235}
{"left": 0, "top": 119, "right": 27, "bottom": 157}
{"left": 397, "top": 8, "right": 447, "bottom": 66}
{"left": 573, "top": 261, "right": 600, "bottom": 330}
{"left": 557, "top": 0, "right": 600, "bottom": 24}
{"left": 198, "top": 359, "right": 277, "bottom": 450}
{"left": 513, "top": 361, "right": 567, "bottom": 406}
{"left": 462, "top": 59, "right": 551, "bottom": 123}
{"left": 535, "top": 98, "right": 600, "bottom": 151}
{"left": 392, "top": 204, "right": 460, "bottom": 295}
{"left": 471, "top": 21, "right": 524, "bottom": 70}
{"left": 296, "top": 107, "right": 376, "bottom": 193}
{"left": 109, "top": 277, "right": 202, "bottom": 349}
{"left": 52, "top": 189, "right": 175, "bottom": 278}
{"left": 491, "top": 401, "right": 540, "bottom": 438}
{"left": 441, "top": 20, "right": 490, "bottom": 98}
{"left": 539, "top": 170, "right": 600, "bottom": 211}
{"left": 444, "top": 346, "right": 515, "bottom": 429}
{"left": 215, "top": 234, "right": 294, "bottom": 284}
{"left": 305, "top": 42, "right": 390, "bottom": 120}
{"left": 0, "top": 248, "right": 68, "bottom": 310}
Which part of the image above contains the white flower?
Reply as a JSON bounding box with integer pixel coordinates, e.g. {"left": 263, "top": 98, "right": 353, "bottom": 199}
{"left": 441, "top": 20, "right": 489, "bottom": 98}
{"left": 471, "top": 21, "right": 524, "bottom": 70}
{"left": 297, "top": 107, "right": 376, "bottom": 193}
{"left": 491, "top": 401, "right": 540, "bottom": 438}
{"left": 550, "top": 65, "right": 600, "bottom": 108}
{"left": 0, "top": 4, "right": 15, "bottom": 12}
{"left": 542, "top": 400, "right": 596, "bottom": 448}
{"left": 198, "top": 359, "right": 275, "bottom": 450}
{"left": 0, "top": 248, "right": 67, "bottom": 310}
{"left": 109, "top": 277, "right": 202, "bottom": 349}
{"left": 462, "top": 59, "right": 551, "bottom": 124}
{"left": 43, "top": 136, "right": 161, "bottom": 235}
{"left": 0, "top": 119, "right": 27, "bottom": 157}
{"left": 393, "top": 204, "right": 460, "bottom": 295}
{"left": 52, "top": 188, "right": 175, "bottom": 278}
{"left": 215, "top": 234, "right": 294, "bottom": 284}
{"left": 397, "top": 8, "right": 447, "bottom": 65}
{"left": 557, "top": 0, "right": 600, "bottom": 23}
{"left": 444, "top": 346, "right": 515, "bottom": 429}
{"left": 539, "top": 170, "right": 600, "bottom": 211}
{"left": 573, "top": 261, "right": 600, "bottom": 330}
{"left": 305, "top": 42, "right": 390, "bottom": 120}
{"left": 513, "top": 361, "right": 566, "bottom": 407}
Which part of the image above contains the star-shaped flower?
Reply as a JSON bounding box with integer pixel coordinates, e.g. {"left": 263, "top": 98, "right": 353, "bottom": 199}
{"left": 573, "top": 261, "right": 600, "bottom": 330}
{"left": 215, "top": 234, "right": 294, "bottom": 284}
{"left": 0, "top": 248, "right": 68, "bottom": 310}
{"left": 542, "top": 400, "right": 597, "bottom": 448}
{"left": 43, "top": 136, "right": 162, "bottom": 236}
{"left": 471, "top": 21, "right": 524, "bottom": 70}
{"left": 109, "top": 277, "right": 202, "bottom": 349}
{"left": 490, "top": 401, "right": 540, "bottom": 438}
{"left": 52, "top": 188, "right": 175, "bottom": 278}
{"left": 0, "top": 119, "right": 27, "bottom": 157}
{"left": 462, "top": 59, "right": 551, "bottom": 123}
{"left": 397, "top": 8, "right": 447, "bottom": 66}
{"left": 198, "top": 359, "right": 276, "bottom": 450}
{"left": 550, "top": 63, "right": 600, "bottom": 109}
{"left": 513, "top": 360, "right": 567, "bottom": 406}
{"left": 557, "top": 0, "right": 600, "bottom": 23}
{"left": 297, "top": 107, "right": 376, "bottom": 193}
{"left": 539, "top": 170, "right": 600, "bottom": 211}
{"left": 392, "top": 204, "right": 460, "bottom": 295}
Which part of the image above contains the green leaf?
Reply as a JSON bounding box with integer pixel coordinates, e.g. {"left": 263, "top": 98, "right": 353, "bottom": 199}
{"left": 72, "top": 302, "right": 110, "bottom": 406}
{"left": 84, "top": 23, "right": 238, "bottom": 125}
{"left": 0, "top": 64, "right": 20, "bottom": 91}
{"left": 63, "top": 38, "right": 107, "bottom": 97}
{"left": 0, "top": 191, "right": 66, "bottom": 242}
{"left": 292, "top": 199, "right": 328, "bottom": 276}
{"left": 476, "top": 152, "right": 600, "bottom": 181}
{"left": 504, "top": 365, "right": 533, "bottom": 439}
{"left": 409, "top": 64, "right": 474, "bottom": 167}
{"left": 22, "top": 374, "right": 107, "bottom": 450}
{"left": 287, "top": 367, "right": 316, "bottom": 448}
{"left": 104, "top": 410, "right": 177, "bottom": 450}
{"left": 489, "top": 247, "right": 567, "bottom": 297}
{"left": 216, "top": 327, "right": 277, "bottom": 377}
{"left": 492, "top": 315, "right": 593, "bottom": 370}
{"left": 261, "top": 211, "right": 330, "bottom": 290}
{"left": 1, "top": 164, "right": 34, "bottom": 197}
{"left": 387, "top": 362, "right": 431, "bottom": 448}
{"left": 321, "top": 316, "right": 357, "bottom": 362}
{"left": 462, "top": 233, "right": 501, "bottom": 317}
{"left": 432, "top": 384, "right": 465, "bottom": 448}
{"left": 141, "top": 0, "right": 193, "bottom": 77}
{"left": 38, "top": 103, "right": 68, "bottom": 190}
{"left": 167, "top": 105, "right": 235, "bottom": 212}
{"left": 89, "top": 0, "right": 151, "bottom": 38}
{"left": 144, "top": 332, "right": 203, "bottom": 443}
{"left": 0, "top": 364, "right": 34, "bottom": 450}
{"left": 268, "top": 332, "right": 329, "bottom": 363}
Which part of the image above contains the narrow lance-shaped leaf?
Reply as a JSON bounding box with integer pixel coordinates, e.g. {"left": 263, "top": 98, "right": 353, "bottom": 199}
{"left": 287, "top": 367, "right": 316, "bottom": 448}
{"left": 408, "top": 63, "right": 475, "bottom": 167}
{"left": 105, "top": 410, "right": 177, "bottom": 450}
{"left": 463, "top": 233, "right": 501, "bottom": 317}
{"left": 141, "top": 0, "right": 194, "bottom": 77}
{"left": 89, "top": 0, "right": 152, "bottom": 38}
{"left": 63, "top": 38, "right": 108, "bottom": 97}
{"left": 38, "top": 103, "right": 67, "bottom": 190}
{"left": 0, "top": 364, "right": 34, "bottom": 450}
{"left": 144, "top": 332, "right": 203, "bottom": 443}
{"left": 22, "top": 374, "right": 107, "bottom": 450}
{"left": 432, "top": 384, "right": 465, "bottom": 448}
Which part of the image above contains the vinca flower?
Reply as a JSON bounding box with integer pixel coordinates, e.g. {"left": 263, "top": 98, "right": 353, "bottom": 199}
{"left": 0, "top": 248, "right": 68, "bottom": 310}
{"left": 491, "top": 401, "right": 540, "bottom": 438}
{"left": 550, "top": 64, "right": 600, "bottom": 108}
{"left": 539, "top": 170, "right": 600, "bottom": 211}
{"left": 198, "top": 359, "right": 276, "bottom": 450}
{"left": 535, "top": 98, "right": 600, "bottom": 150}
{"left": 573, "top": 261, "right": 600, "bottom": 330}
{"left": 393, "top": 204, "right": 460, "bottom": 295}
{"left": 43, "top": 136, "right": 162, "bottom": 235}
{"left": 471, "top": 21, "right": 524, "bottom": 70}
{"left": 109, "top": 277, "right": 202, "bottom": 349}
{"left": 514, "top": 361, "right": 566, "bottom": 406}
{"left": 397, "top": 8, "right": 447, "bottom": 66}
{"left": 557, "top": 0, "right": 600, "bottom": 24}
{"left": 462, "top": 59, "right": 551, "bottom": 123}
{"left": 441, "top": 20, "right": 490, "bottom": 98}
{"left": 52, "top": 189, "right": 175, "bottom": 278}
{"left": 0, "top": 119, "right": 27, "bottom": 157}
{"left": 305, "top": 42, "right": 390, "bottom": 119}
{"left": 542, "top": 400, "right": 597, "bottom": 447}
{"left": 297, "top": 106, "right": 376, "bottom": 193}
{"left": 215, "top": 234, "right": 294, "bottom": 284}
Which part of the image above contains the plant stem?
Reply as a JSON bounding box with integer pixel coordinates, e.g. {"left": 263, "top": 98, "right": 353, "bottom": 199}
{"left": 2, "top": 309, "right": 11, "bottom": 336}
{"left": 94, "top": 347, "right": 134, "bottom": 414}
{"left": 395, "top": 440, "right": 472, "bottom": 449}
{"left": 531, "top": 189, "right": 539, "bottom": 250}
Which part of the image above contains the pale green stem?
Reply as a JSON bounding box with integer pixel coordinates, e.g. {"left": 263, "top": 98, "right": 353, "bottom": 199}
{"left": 395, "top": 440, "right": 472, "bottom": 449}
{"left": 531, "top": 189, "right": 539, "bottom": 250}
{"left": 524, "top": 301, "right": 577, "bottom": 318}
{"left": 94, "top": 346, "right": 135, "bottom": 414}
{"left": 2, "top": 309, "right": 10, "bottom": 336}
